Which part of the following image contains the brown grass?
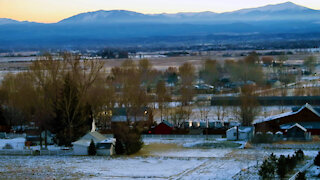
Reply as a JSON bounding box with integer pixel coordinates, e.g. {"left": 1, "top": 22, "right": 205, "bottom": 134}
{"left": 131, "top": 143, "right": 182, "bottom": 157}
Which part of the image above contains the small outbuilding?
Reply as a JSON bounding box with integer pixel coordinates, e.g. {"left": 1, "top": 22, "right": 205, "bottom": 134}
{"left": 96, "top": 138, "right": 116, "bottom": 156}
{"left": 72, "top": 131, "right": 107, "bottom": 155}
{"left": 154, "top": 121, "right": 173, "bottom": 134}
{"left": 286, "top": 123, "right": 311, "bottom": 140}
{"left": 227, "top": 126, "right": 253, "bottom": 141}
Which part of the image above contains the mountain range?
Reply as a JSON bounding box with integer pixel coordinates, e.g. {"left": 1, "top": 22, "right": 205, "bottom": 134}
{"left": 1, "top": 2, "right": 320, "bottom": 49}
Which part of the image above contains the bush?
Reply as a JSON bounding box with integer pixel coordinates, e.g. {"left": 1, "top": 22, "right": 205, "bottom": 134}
{"left": 259, "top": 159, "right": 276, "bottom": 179}
{"left": 258, "top": 153, "right": 277, "bottom": 179}
{"left": 115, "top": 138, "right": 124, "bottom": 155}
{"left": 88, "top": 139, "right": 96, "bottom": 156}
{"left": 114, "top": 125, "right": 144, "bottom": 155}
{"left": 295, "top": 149, "right": 305, "bottom": 161}
{"left": 314, "top": 151, "right": 320, "bottom": 166}
{"left": 123, "top": 131, "right": 143, "bottom": 155}
{"left": 269, "top": 153, "right": 277, "bottom": 166}
{"left": 277, "top": 155, "right": 287, "bottom": 179}
{"left": 287, "top": 155, "right": 297, "bottom": 172}
{"left": 33, "top": 150, "right": 40, "bottom": 156}
{"left": 295, "top": 171, "right": 306, "bottom": 180}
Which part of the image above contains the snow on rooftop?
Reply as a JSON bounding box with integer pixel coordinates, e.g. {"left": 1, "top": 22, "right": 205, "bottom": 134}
{"left": 287, "top": 123, "right": 307, "bottom": 132}
{"left": 253, "top": 103, "right": 320, "bottom": 124}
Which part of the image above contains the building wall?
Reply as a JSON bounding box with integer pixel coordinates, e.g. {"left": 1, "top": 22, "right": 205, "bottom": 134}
{"left": 154, "top": 123, "right": 173, "bottom": 134}
{"left": 73, "top": 145, "right": 88, "bottom": 155}
{"left": 255, "top": 108, "right": 320, "bottom": 134}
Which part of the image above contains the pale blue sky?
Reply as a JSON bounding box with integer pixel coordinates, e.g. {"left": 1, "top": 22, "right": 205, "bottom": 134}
{"left": 0, "top": 0, "right": 319, "bottom": 23}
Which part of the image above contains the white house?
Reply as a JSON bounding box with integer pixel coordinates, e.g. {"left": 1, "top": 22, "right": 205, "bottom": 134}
{"left": 226, "top": 126, "right": 253, "bottom": 141}
{"left": 72, "top": 131, "right": 107, "bottom": 155}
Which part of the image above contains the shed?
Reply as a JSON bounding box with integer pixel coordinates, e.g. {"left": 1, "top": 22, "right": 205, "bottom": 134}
{"left": 154, "top": 121, "right": 173, "bottom": 134}
{"left": 227, "top": 126, "right": 253, "bottom": 141}
{"left": 96, "top": 138, "right": 116, "bottom": 156}
{"left": 286, "top": 123, "right": 311, "bottom": 140}
{"left": 72, "top": 131, "right": 107, "bottom": 155}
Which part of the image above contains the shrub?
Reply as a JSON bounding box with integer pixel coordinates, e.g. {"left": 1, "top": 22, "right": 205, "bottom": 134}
{"left": 3, "top": 143, "right": 13, "bottom": 149}
{"left": 287, "top": 155, "right": 297, "bottom": 172}
{"left": 258, "top": 153, "right": 278, "bottom": 179}
{"left": 295, "top": 171, "right": 306, "bottom": 180}
{"left": 123, "top": 131, "right": 143, "bottom": 155}
{"left": 314, "top": 151, "right": 320, "bottom": 166}
{"left": 295, "top": 149, "right": 304, "bottom": 161}
{"left": 114, "top": 125, "right": 144, "bottom": 155}
{"left": 259, "top": 159, "right": 276, "bottom": 179}
{"left": 269, "top": 153, "right": 277, "bottom": 166}
{"left": 88, "top": 139, "right": 96, "bottom": 156}
{"left": 277, "top": 155, "right": 287, "bottom": 179}
{"left": 33, "top": 150, "right": 40, "bottom": 156}
{"left": 115, "top": 138, "right": 124, "bottom": 155}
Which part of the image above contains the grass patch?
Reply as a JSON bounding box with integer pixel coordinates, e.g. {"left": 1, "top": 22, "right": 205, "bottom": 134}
{"left": 130, "top": 143, "right": 182, "bottom": 157}
{"left": 188, "top": 141, "right": 241, "bottom": 148}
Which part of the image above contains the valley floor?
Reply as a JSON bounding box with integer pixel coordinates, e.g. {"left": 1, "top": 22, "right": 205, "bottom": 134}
{"left": 1, "top": 139, "right": 319, "bottom": 179}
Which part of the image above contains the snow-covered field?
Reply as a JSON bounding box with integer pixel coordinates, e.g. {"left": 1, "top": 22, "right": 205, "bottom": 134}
{"left": 1, "top": 137, "right": 319, "bottom": 179}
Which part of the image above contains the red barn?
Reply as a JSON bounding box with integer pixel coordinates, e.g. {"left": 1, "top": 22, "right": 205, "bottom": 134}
{"left": 154, "top": 121, "right": 173, "bottom": 134}
{"left": 254, "top": 103, "right": 320, "bottom": 135}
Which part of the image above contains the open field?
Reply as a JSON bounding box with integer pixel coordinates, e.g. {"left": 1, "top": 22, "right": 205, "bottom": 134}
{"left": 1, "top": 138, "right": 319, "bottom": 179}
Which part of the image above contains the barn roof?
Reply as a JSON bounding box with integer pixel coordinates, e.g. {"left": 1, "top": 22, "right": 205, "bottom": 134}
{"left": 280, "top": 122, "right": 320, "bottom": 130}
{"left": 253, "top": 103, "right": 320, "bottom": 125}
{"left": 161, "top": 120, "right": 173, "bottom": 127}
{"left": 72, "top": 131, "right": 107, "bottom": 147}
{"left": 286, "top": 123, "right": 307, "bottom": 132}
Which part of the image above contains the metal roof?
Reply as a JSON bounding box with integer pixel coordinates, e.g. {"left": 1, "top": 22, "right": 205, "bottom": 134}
{"left": 253, "top": 103, "right": 320, "bottom": 124}
{"left": 286, "top": 123, "right": 307, "bottom": 132}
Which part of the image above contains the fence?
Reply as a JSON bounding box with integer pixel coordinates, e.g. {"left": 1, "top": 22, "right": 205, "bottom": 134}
{"left": 103, "top": 134, "right": 222, "bottom": 139}
{"left": 288, "top": 159, "right": 314, "bottom": 180}
{"left": 0, "top": 149, "right": 73, "bottom": 156}
{"left": 141, "top": 134, "right": 222, "bottom": 139}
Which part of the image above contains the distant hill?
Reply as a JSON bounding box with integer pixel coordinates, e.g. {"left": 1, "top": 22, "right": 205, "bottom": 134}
{"left": 1, "top": 2, "right": 320, "bottom": 49}
{"left": 58, "top": 2, "right": 320, "bottom": 24}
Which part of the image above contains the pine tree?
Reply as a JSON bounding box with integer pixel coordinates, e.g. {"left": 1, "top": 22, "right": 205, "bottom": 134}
{"left": 295, "top": 172, "right": 306, "bottom": 180}
{"left": 259, "top": 159, "right": 275, "bottom": 179}
{"left": 0, "top": 106, "right": 7, "bottom": 126}
{"left": 88, "top": 139, "right": 96, "bottom": 156}
{"left": 296, "top": 149, "right": 305, "bottom": 161}
{"left": 314, "top": 151, "right": 320, "bottom": 166}
{"left": 115, "top": 138, "right": 124, "bottom": 155}
{"left": 277, "top": 155, "right": 287, "bottom": 179}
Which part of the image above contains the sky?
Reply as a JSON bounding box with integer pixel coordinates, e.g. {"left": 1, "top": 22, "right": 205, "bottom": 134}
{"left": 0, "top": 0, "right": 320, "bottom": 23}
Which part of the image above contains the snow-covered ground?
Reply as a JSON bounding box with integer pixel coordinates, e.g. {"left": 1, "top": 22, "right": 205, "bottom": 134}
{"left": 1, "top": 136, "right": 319, "bottom": 179}
{"left": 1, "top": 149, "right": 318, "bottom": 179}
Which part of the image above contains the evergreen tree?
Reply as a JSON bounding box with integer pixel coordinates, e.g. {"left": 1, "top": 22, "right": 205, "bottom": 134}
{"left": 115, "top": 137, "right": 124, "bottom": 155}
{"left": 259, "top": 159, "right": 275, "bottom": 179}
{"left": 314, "top": 151, "right": 320, "bottom": 166}
{"left": 88, "top": 139, "right": 96, "bottom": 156}
{"left": 0, "top": 106, "right": 7, "bottom": 126}
{"left": 277, "top": 155, "right": 287, "bottom": 179}
{"left": 296, "top": 149, "right": 305, "bottom": 161}
{"left": 295, "top": 172, "right": 306, "bottom": 180}
{"left": 114, "top": 124, "right": 143, "bottom": 155}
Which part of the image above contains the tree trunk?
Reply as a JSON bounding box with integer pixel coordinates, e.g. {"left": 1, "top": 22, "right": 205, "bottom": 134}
{"left": 44, "top": 130, "right": 48, "bottom": 149}
{"left": 39, "top": 129, "right": 43, "bottom": 149}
